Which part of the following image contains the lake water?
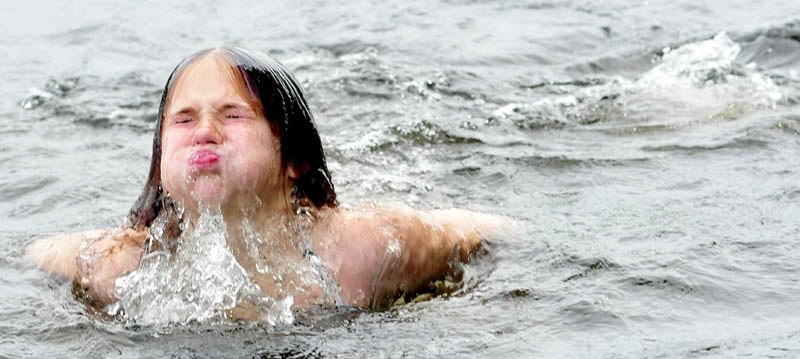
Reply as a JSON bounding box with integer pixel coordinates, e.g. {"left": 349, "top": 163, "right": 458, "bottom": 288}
{"left": 2, "top": 0, "right": 800, "bottom": 357}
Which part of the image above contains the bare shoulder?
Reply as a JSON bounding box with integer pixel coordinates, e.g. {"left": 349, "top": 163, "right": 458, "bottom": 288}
{"left": 318, "top": 204, "right": 514, "bottom": 248}
{"left": 25, "top": 227, "right": 148, "bottom": 304}
{"left": 419, "top": 207, "right": 516, "bottom": 239}
{"left": 25, "top": 229, "right": 110, "bottom": 278}
{"left": 314, "top": 203, "right": 513, "bottom": 234}
{"left": 310, "top": 207, "right": 392, "bottom": 306}
{"left": 25, "top": 228, "right": 147, "bottom": 278}
{"left": 311, "top": 203, "right": 434, "bottom": 253}
{"left": 310, "top": 204, "right": 513, "bottom": 308}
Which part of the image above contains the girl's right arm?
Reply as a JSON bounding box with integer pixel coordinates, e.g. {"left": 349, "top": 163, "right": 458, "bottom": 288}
{"left": 25, "top": 228, "right": 147, "bottom": 305}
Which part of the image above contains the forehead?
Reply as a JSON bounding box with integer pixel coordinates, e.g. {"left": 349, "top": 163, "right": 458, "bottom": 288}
{"left": 166, "top": 55, "right": 261, "bottom": 112}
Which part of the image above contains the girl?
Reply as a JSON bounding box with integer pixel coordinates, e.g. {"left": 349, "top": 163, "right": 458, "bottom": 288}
{"left": 26, "top": 47, "right": 510, "bottom": 316}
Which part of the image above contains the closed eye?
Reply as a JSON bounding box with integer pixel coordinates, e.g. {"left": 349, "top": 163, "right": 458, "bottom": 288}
{"left": 169, "top": 107, "right": 197, "bottom": 124}
{"left": 220, "top": 103, "right": 254, "bottom": 120}
{"left": 174, "top": 116, "right": 193, "bottom": 124}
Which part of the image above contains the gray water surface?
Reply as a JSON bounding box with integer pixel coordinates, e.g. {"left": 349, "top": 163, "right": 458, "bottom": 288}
{"left": 2, "top": 0, "right": 800, "bottom": 357}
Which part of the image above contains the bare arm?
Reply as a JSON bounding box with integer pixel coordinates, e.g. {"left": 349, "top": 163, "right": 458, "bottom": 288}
{"left": 25, "top": 228, "right": 147, "bottom": 305}
{"left": 316, "top": 205, "right": 512, "bottom": 309}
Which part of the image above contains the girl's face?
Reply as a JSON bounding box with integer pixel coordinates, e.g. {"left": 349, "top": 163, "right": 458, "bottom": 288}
{"left": 159, "top": 55, "right": 290, "bottom": 213}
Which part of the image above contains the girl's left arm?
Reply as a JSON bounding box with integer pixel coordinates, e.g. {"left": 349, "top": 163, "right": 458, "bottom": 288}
{"left": 317, "top": 205, "right": 513, "bottom": 309}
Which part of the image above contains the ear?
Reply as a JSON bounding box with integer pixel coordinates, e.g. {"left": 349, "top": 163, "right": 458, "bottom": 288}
{"left": 286, "top": 163, "right": 299, "bottom": 180}
{"left": 286, "top": 161, "right": 309, "bottom": 181}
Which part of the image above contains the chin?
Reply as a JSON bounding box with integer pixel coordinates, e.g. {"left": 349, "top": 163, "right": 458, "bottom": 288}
{"left": 187, "top": 178, "right": 227, "bottom": 209}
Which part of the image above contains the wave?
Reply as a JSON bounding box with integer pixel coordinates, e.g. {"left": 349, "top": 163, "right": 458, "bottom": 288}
{"left": 737, "top": 19, "right": 800, "bottom": 71}
{"left": 497, "top": 31, "right": 789, "bottom": 132}
{"left": 18, "top": 73, "right": 159, "bottom": 132}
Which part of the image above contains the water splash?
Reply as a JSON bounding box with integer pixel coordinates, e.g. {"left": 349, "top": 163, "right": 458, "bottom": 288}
{"left": 110, "top": 208, "right": 294, "bottom": 326}
{"left": 105, "top": 201, "right": 347, "bottom": 327}
{"left": 639, "top": 32, "right": 742, "bottom": 88}
{"left": 638, "top": 32, "right": 782, "bottom": 107}
{"left": 235, "top": 208, "right": 342, "bottom": 308}
{"left": 498, "top": 32, "right": 784, "bottom": 129}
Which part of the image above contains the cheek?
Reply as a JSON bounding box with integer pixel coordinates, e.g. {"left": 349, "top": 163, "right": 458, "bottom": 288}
{"left": 230, "top": 129, "right": 282, "bottom": 182}
{"left": 159, "top": 133, "right": 186, "bottom": 191}
{"left": 253, "top": 131, "right": 282, "bottom": 171}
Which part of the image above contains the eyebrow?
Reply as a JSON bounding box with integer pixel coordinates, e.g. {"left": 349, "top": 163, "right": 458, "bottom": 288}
{"left": 169, "top": 107, "right": 196, "bottom": 117}
{"left": 168, "top": 102, "right": 254, "bottom": 117}
{"left": 219, "top": 102, "right": 255, "bottom": 113}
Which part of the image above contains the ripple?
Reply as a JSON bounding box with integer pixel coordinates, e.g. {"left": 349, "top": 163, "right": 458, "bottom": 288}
{"left": 774, "top": 115, "right": 800, "bottom": 136}
{"left": 18, "top": 74, "right": 160, "bottom": 132}
{"left": 738, "top": 20, "right": 800, "bottom": 71}
{"left": 641, "top": 138, "right": 769, "bottom": 153}
{"left": 390, "top": 120, "right": 483, "bottom": 146}
{"left": 315, "top": 40, "right": 389, "bottom": 58}
{"left": 0, "top": 176, "right": 58, "bottom": 202}
{"left": 504, "top": 154, "right": 647, "bottom": 169}
{"left": 616, "top": 274, "right": 695, "bottom": 295}
{"left": 563, "top": 257, "right": 619, "bottom": 282}
{"left": 556, "top": 298, "right": 626, "bottom": 329}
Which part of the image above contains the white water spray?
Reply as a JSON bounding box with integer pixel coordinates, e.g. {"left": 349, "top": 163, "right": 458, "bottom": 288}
{"left": 106, "top": 204, "right": 340, "bottom": 326}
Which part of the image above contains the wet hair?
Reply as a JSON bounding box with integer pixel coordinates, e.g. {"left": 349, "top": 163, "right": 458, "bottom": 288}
{"left": 126, "top": 46, "right": 336, "bottom": 230}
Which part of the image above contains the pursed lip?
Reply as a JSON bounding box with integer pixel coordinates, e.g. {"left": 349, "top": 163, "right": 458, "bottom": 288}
{"left": 188, "top": 149, "right": 221, "bottom": 170}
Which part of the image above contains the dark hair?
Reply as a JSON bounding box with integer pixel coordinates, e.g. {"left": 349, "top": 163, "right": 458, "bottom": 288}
{"left": 126, "top": 47, "right": 336, "bottom": 230}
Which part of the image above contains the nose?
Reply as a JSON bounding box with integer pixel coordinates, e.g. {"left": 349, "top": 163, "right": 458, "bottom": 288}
{"left": 192, "top": 115, "right": 222, "bottom": 146}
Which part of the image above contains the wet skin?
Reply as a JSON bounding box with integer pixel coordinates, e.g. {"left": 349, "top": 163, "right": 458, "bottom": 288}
{"left": 160, "top": 55, "right": 293, "bottom": 217}
{"left": 26, "top": 52, "right": 511, "bottom": 313}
